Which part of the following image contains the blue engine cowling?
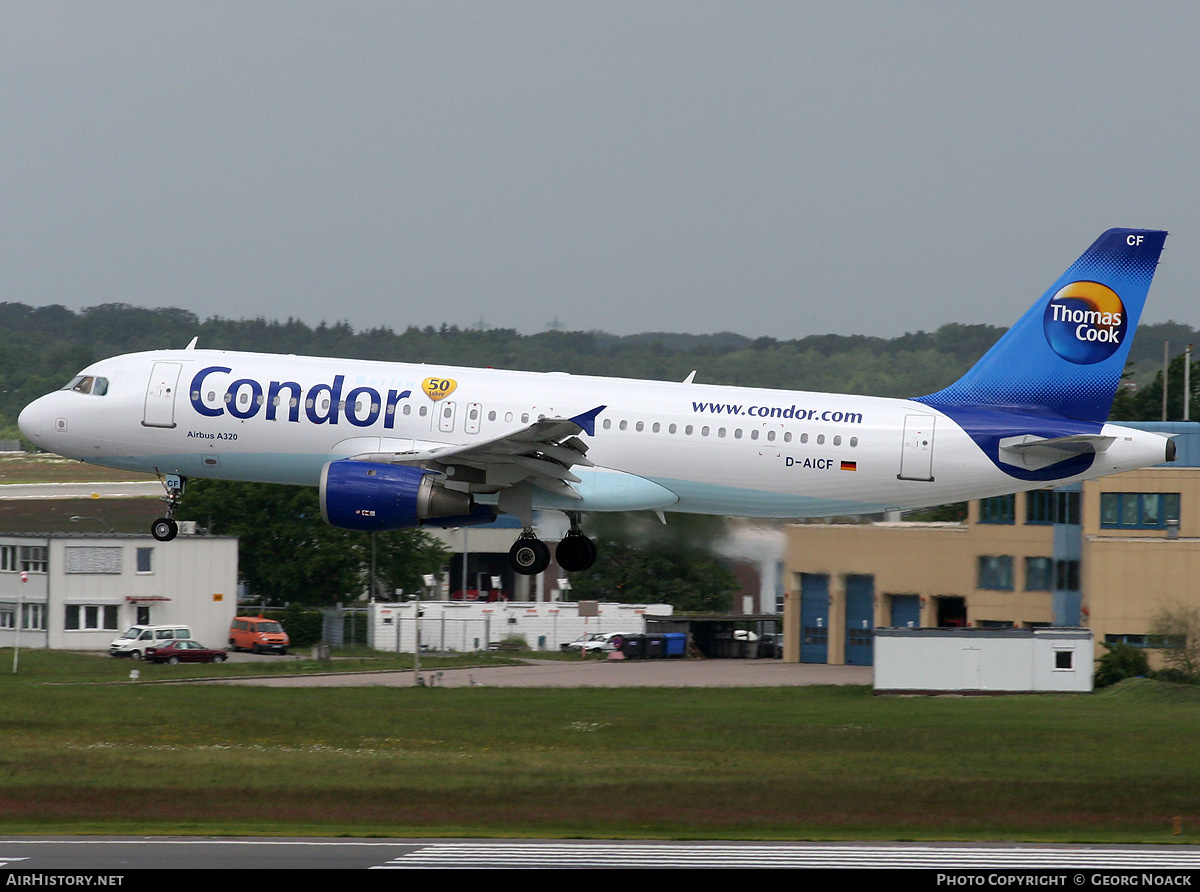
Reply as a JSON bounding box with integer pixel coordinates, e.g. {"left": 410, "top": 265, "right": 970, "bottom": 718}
{"left": 320, "top": 460, "right": 490, "bottom": 531}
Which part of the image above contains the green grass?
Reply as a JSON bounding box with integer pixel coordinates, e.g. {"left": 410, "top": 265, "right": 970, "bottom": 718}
{"left": 1, "top": 651, "right": 1199, "bottom": 841}
{"left": 0, "top": 454, "right": 153, "bottom": 485}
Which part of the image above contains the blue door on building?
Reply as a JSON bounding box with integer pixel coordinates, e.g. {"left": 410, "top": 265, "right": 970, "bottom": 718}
{"left": 844, "top": 574, "right": 875, "bottom": 666}
{"left": 800, "top": 573, "right": 829, "bottom": 664}
{"left": 890, "top": 594, "right": 920, "bottom": 628}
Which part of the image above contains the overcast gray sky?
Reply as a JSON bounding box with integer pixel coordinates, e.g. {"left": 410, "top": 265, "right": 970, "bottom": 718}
{"left": 1, "top": 2, "right": 1197, "bottom": 340}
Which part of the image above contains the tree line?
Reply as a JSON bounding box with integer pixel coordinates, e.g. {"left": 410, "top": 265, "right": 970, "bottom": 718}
{"left": 5, "top": 301, "right": 1200, "bottom": 442}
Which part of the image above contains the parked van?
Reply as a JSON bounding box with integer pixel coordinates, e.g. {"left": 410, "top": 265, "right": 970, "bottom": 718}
{"left": 109, "top": 625, "right": 193, "bottom": 660}
{"left": 229, "top": 616, "right": 289, "bottom": 654}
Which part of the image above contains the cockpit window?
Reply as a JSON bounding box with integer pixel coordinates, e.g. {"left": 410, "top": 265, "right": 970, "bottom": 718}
{"left": 61, "top": 376, "right": 108, "bottom": 396}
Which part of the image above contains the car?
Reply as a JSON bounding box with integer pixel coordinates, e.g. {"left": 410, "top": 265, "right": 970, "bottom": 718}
{"left": 109, "top": 625, "right": 193, "bottom": 660}
{"left": 144, "top": 639, "right": 228, "bottom": 665}
{"left": 560, "top": 632, "right": 633, "bottom": 653}
{"left": 228, "top": 616, "right": 290, "bottom": 654}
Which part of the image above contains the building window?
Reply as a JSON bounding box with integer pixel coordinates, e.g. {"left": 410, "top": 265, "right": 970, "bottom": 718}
{"left": 19, "top": 546, "right": 47, "bottom": 574}
{"left": 0, "top": 605, "right": 13, "bottom": 628}
{"left": 1026, "top": 490, "right": 1080, "bottom": 525}
{"left": 0, "top": 546, "right": 15, "bottom": 572}
{"left": 1054, "top": 650, "right": 1074, "bottom": 670}
{"left": 64, "top": 604, "right": 120, "bottom": 631}
{"left": 977, "top": 555, "right": 1014, "bottom": 590}
{"left": 1100, "top": 492, "right": 1180, "bottom": 530}
{"left": 21, "top": 603, "right": 45, "bottom": 630}
{"left": 1055, "top": 560, "right": 1080, "bottom": 592}
{"left": 979, "top": 495, "right": 1015, "bottom": 524}
{"left": 136, "top": 548, "right": 153, "bottom": 574}
{"left": 1104, "top": 633, "right": 1181, "bottom": 648}
{"left": 1025, "top": 557, "right": 1054, "bottom": 591}
{"left": 64, "top": 546, "right": 122, "bottom": 574}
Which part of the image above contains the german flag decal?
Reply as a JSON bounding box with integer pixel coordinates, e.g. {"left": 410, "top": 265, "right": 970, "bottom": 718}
{"left": 841, "top": 460, "right": 857, "bottom": 471}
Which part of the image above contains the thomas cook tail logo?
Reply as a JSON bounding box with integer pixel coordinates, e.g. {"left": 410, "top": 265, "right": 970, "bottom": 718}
{"left": 1043, "top": 281, "right": 1126, "bottom": 365}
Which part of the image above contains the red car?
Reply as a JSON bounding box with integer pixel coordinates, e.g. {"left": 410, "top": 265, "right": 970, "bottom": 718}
{"left": 144, "top": 639, "right": 228, "bottom": 665}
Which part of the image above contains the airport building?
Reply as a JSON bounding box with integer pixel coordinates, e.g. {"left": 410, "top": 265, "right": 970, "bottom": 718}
{"left": 782, "top": 422, "right": 1200, "bottom": 667}
{"left": 0, "top": 531, "right": 239, "bottom": 652}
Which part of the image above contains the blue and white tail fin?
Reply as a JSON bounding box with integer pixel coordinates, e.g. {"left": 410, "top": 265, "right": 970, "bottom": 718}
{"left": 917, "top": 228, "right": 1167, "bottom": 423}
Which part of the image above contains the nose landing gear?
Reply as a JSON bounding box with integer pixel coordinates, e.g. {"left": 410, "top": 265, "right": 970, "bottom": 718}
{"left": 150, "top": 473, "right": 186, "bottom": 542}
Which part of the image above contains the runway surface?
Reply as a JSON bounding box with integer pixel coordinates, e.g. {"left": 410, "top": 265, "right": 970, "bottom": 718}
{"left": 2, "top": 838, "right": 1199, "bottom": 870}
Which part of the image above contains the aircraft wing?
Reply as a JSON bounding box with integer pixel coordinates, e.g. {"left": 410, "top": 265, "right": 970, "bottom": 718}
{"left": 348, "top": 405, "right": 606, "bottom": 501}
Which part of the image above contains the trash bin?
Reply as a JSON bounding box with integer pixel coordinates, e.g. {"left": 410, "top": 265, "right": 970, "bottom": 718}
{"left": 618, "top": 634, "right": 643, "bottom": 659}
{"left": 643, "top": 635, "right": 666, "bottom": 659}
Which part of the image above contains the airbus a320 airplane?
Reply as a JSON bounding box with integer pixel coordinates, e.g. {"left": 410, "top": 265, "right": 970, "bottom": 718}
{"left": 19, "top": 229, "right": 1172, "bottom": 576}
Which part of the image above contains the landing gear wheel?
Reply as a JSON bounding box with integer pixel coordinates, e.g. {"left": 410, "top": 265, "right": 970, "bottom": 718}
{"left": 556, "top": 533, "right": 597, "bottom": 572}
{"left": 510, "top": 537, "right": 551, "bottom": 576}
{"left": 151, "top": 518, "right": 178, "bottom": 542}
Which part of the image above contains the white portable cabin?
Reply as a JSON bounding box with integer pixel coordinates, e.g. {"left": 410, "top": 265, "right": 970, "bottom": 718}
{"left": 873, "top": 628, "right": 1094, "bottom": 694}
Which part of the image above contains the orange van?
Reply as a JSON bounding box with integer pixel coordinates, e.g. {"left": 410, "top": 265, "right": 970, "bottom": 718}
{"left": 229, "top": 616, "right": 289, "bottom": 654}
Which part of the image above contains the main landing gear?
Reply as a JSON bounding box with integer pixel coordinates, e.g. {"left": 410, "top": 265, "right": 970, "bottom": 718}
{"left": 507, "top": 515, "right": 598, "bottom": 576}
{"left": 151, "top": 474, "right": 186, "bottom": 542}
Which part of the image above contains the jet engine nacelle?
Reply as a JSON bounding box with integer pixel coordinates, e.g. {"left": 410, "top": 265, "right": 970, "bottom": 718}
{"left": 320, "top": 460, "right": 482, "bottom": 531}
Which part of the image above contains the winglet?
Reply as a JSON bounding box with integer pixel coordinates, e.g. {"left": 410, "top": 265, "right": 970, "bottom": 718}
{"left": 570, "top": 405, "right": 606, "bottom": 437}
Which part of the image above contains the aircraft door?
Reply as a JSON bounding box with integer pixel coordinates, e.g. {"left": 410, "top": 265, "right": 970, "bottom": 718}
{"left": 143, "top": 362, "right": 182, "bottom": 429}
{"left": 898, "top": 414, "right": 935, "bottom": 481}
{"left": 438, "top": 400, "right": 457, "bottom": 433}
{"left": 465, "top": 402, "right": 482, "bottom": 435}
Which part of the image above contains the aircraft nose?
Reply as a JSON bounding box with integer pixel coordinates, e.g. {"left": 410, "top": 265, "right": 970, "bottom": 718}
{"left": 18, "top": 395, "right": 57, "bottom": 447}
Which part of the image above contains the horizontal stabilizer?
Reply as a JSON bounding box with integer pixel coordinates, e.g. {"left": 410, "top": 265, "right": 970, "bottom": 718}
{"left": 998, "top": 433, "right": 1116, "bottom": 471}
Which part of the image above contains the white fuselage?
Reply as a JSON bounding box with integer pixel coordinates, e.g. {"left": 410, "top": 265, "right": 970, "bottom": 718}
{"left": 18, "top": 349, "right": 1171, "bottom": 519}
